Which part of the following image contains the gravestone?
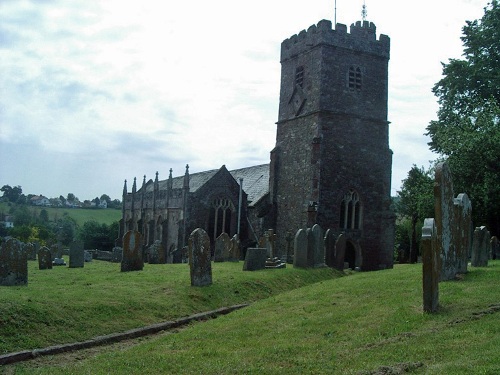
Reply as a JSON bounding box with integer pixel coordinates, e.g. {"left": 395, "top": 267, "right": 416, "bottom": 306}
{"left": 422, "top": 218, "right": 439, "bottom": 313}
{"left": 293, "top": 229, "right": 308, "bottom": 268}
{"left": 243, "top": 248, "right": 267, "bottom": 271}
{"left": 214, "top": 232, "right": 231, "bottom": 262}
{"left": 471, "top": 226, "right": 490, "bottom": 267}
{"left": 491, "top": 236, "right": 499, "bottom": 260}
{"left": 434, "top": 162, "right": 458, "bottom": 281}
{"left": 84, "top": 250, "right": 93, "bottom": 262}
{"left": 334, "top": 234, "right": 347, "bottom": 271}
{"left": 312, "top": 224, "right": 326, "bottom": 268}
{"left": 38, "top": 246, "right": 52, "bottom": 270}
{"left": 69, "top": 241, "right": 84, "bottom": 268}
{"left": 25, "top": 242, "right": 37, "bottom": 261}
{"left": 188, "top": 228, "right": 212, "bottom": 287}
{"left": 0, "top": 238, "right": 28, "bottom": 286}
{"left": 306, "top": 228, "right": 315, "bottom": 267}
{"left": 147, "top": 240, "right": 164, "bottom": 264}
{"left": 264, "top": 229, "right": 277, "bottom": 259}
{"left": 453, "top": 193, "right": 472, "bottom": 274}
{"left": 111, "top": 247, "right": 123, "bottom": 262}
{"left": 285, "top": 231, "right": 294, "bottom": 264}
{"left": 121, "top": 230, "right": 144, "bottom": 272}
{"left": 324, "top": 229, "right": 336, "bottom": 268}
{"left": 229, "top": 234, "right": 240, "bottom": 262}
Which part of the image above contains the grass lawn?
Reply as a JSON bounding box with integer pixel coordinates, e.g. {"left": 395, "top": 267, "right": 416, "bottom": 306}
{"left": 1, "top": 260, "right": 499, "bottom": 374}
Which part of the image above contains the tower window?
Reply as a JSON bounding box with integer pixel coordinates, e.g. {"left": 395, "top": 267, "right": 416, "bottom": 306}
{"left": 295, "top": 66, "right": 304, "bottom": 88}
{"left": 348, "top": 66, "right": 362, "bottom": 90}
{"left": 340, "top": 190, "right": 362, "bottom": 229}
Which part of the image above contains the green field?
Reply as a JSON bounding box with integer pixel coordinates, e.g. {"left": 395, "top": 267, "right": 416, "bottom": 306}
{"left": 0, "top": 202, "right": 121, "bottom": 226}
{"left": 1, "top": 260, "right": 499, "bottom": 374}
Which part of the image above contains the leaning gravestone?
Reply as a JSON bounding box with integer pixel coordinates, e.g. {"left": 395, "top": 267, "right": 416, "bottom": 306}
{"left": 69, "top": 241, "right": 84, "bottom": 268}
{"left": 0, "top": 238, "right": 28, "bottom": 286}
{"left": 453, "top": 193, "right": 472, "bottom": 274}
{"left": 243, "top": 248, "right": 267, "bottom": 271}
{"left": 121, "top": 230, "right": 144, "bottom": 272}
{"left": 188, "top": 228, "right": 212, "bottom": 286}
{"left": 311, "top": 224, "right": 326, "bottom": 268}
{"left": 324, "top": 229, "right": 336, "bottom": 268}
{"left": 471, "top": 226, "right": 490, "bottom": 267}
{"left": 422, "top": 218, "right": 439, "bottom": 313}
{"left": 334, "top": 233, "right": 347, "bottom": 271}
{"left": 38, "top": 246, "right": 52, "bottom": 270}
{"left": 434, "top": 162, "right": 458, "bottom": 281}
{"left": 293, "top": 229, "right": 308, "bottom": 268}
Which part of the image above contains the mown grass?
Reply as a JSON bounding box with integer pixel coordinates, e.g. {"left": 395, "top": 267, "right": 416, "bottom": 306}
{"left": 2, "top": 261, "right": 500, "bottom": 374}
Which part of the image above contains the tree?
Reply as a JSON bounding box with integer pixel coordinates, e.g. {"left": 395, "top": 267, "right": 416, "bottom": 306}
{"left": 396, "top": 165, "right": 434, "bottom": 263}
{"left": 1, "top": 185, "right": 23, "bottom": 203}
{"left": 78, "top": 220, "right": 117, "bottom": 251}
{"left": 425, "top": 1, "right": 500, "bottom": 236}
{"left": 100, "top": 194, "right": 111, "bottom": 204}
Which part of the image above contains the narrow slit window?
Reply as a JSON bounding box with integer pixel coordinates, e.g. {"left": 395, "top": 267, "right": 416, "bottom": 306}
{"left": 295, "top": 66, "right": 304, "bottom": 88}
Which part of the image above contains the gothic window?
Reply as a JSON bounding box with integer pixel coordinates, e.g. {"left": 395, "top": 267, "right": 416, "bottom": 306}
{"left": 348, "top": 66, "right": 362, "bottom": 90}
{"left": 340, "top": 190, "right": 362, "bottom": 230}
{"left": 295, "top": 66, "right": 304, "bottom": 88}
{"left": 209, "top": 197, "right": 235, "bottom": 241}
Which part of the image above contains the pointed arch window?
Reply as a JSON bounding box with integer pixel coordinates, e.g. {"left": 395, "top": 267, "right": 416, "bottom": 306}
{"left": 348, "top": 66, "right": 362, "bottom": 90}
{"left": 340, "top": 190, "right": 362, "bottom": 230}
{"left": 209, "top": 197, "right": 235, "bottom": 241}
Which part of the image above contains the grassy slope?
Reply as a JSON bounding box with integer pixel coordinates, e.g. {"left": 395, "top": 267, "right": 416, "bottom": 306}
{"left": 3, "top": 261, "right": 500, "bottom": 374}
{"left": 0, "top": 202, "right": 121, "bottom": 226}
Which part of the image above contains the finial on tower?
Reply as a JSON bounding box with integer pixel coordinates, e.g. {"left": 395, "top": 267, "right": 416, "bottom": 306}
{"left": 361, "top": 0, "right": 367, "bottom": 21}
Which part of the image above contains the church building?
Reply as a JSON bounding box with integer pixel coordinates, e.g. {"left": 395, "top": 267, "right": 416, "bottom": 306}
{"left": 120, "top": 17, "right": 395, "bottom": 270}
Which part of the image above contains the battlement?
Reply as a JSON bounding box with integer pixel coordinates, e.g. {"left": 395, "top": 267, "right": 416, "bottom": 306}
{"left": 281, "top": 19, "right": 390, "bottom": 61}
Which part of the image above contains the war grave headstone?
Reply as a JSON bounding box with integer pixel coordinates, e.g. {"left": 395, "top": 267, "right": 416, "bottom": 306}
{"left": 69, "top": 241, "right": 85, "bottom": 268}
{"left": 471, "top": 226, "right": 490, "bottom": 267}
{"left": 0, "top": 238, "right": 28, "bottom": 286}
{"left": 147, "top": 240, "right": 164, "bottom": 264}
{"left": 491, "top": 236, "right": 499, "bottom": 260}
{"left": 453, "top": 193, "right": 472, "bottom": 274}
{"left": 38, "top": 246, "right": 52, "bottom": 270}
{"left": 422, "top": 218, "right": 439, "bottom": 313}
{"left": 229, "top": 234, "right": 240, "bottom": 262}
{"left": 214, "top": 232, "right": 231, "bottom": 262}
{"left": 312, "top": 224, "right": 326, "bottom": 268}
{"left": 324, "top": 229, "right": 336, "bottom": 268}
{"left": 434, "top": 162, "right": 458, "bottom": 281}
{"left": 334, "top": 233, "right": 347, "bottom": 271}
{"left": 188, "top": 228, "right": 212, "bottom": 287}
{"left": 293, "top": 229, "right": 308, "bottom": 268}
{"left": 121, "top": 230, "right": 144, "bottom": 272}
{"left": 243, "top": 248, "right": 267, "bottom": 271}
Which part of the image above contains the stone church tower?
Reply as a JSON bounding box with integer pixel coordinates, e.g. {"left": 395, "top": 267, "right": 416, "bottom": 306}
{"left": 270, "top": 19, "right": 395, "bottom": 270}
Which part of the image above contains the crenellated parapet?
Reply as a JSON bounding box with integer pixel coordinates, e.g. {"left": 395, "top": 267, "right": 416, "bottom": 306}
{"left": 280, "top": 19, "right": 390, "bottom": 62}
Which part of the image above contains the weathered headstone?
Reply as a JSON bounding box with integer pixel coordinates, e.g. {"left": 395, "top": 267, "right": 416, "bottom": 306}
{"left": 111, "top": 247, "right": 123, "bottom": 262}
{"left": 229, "top": 234, "right": 240, "bottom": 262}
{"left": 25, "top": 242, "right": 37, "bottom": 261}
{"left": 285, "top": 231, "right": 294, "bottom": 264}
{"left": 147, "top": 240, "right": 164, "bottom": 264}
{"left": 293, "top": 229, "right": 308, "bottom": 268}
{"left": 214, "top": 232, "right": 231, "bottom": 262}
{"left": 324, "top": 229, "right": 336, "bottom": 268}
{"left": 69, "top": 241, "right": 84, "bottom": 268}
{"left": 434, "top": 162, "right": 458, "bottom": 281}
{"left": 243, "top": 248, "right": 267, "bottom": 271}
{"left": 264, "top": 229, "right": 277, "bottom": 259}
{"left": 306, "top": 228, "right": 315, "bottom": 267}
{"left": 121, "top": 230, "right": 144, "bottom": 272}
{"left": 38, "top": 246, "right": 52, "bottom": 270}
{"left": 0, "top": 238, "right": 28, "bottom": 286}
{"left": 453, "top": 193, "right": 472, "bottom": 274}
{"left": 84, "top": 250, "right": 93, "bottom": 262}
{"left": 491, "top": 236, "right": 499, "bottom": 260}
{"left": 471, "top": 226, "right": 490, "bottom": 267}
{"left": 188, "top": 228, "right": 212, "bottom": 286}
{"left": 334, "top": 233, "right": 347, "bottom": 271}
{"left": 422, "top": 218, "right": 439, "bottom": 313}
{"left": 312, "top": 224, "right": 326, "bottom": 268}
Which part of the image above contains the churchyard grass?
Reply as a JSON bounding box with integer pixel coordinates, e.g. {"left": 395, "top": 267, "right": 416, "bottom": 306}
{"left": 3, "top": 261, "right": 500, "bottom": 374}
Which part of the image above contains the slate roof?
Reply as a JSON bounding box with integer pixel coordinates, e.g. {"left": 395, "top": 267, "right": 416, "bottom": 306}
{"left": 140, "top": 164, "right": 270, "bottom": 206}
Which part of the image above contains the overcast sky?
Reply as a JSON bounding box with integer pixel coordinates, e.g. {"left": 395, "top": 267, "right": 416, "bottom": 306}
{"left": 0, "top": 0, "right": 489, "bottom": 202}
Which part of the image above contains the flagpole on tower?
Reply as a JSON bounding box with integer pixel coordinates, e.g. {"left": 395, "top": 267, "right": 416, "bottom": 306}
{"left": 334, "top": 0, "right": 337, "bottom": 25}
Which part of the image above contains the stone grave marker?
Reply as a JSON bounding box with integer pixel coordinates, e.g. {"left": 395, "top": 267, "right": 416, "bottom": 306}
{"left": 25, "top": 242, "right": 37, "bottom": 261}
{"left": 229, "top": 234, "right": 240, "bottom": 262}
{"left": 111, "top": 247, "right": 123, "bottom": 262}
{"left": 243, "top": 248, "right": 267, "bottom": 271}
{"left": 491, "top": 236, "right": 499, "bottom": 260}
{"left": 188, "top": 228, "right": 212, "bottom": 287}
{"left": 84, "top": 250, "right": 93, "bottom": 262}
{"left": 293, "top": 229, "right": 308, "bottom": 268}
{"left": 38, "top": 246, "right": 52, "bottom": 270}
{"left": 214, "top": 232, "right": 231, "bottom": 262}
{"left": 285, "top": 231, "right": 294, "bottom": 264}
{"left": 471, "top": 226, "right": 490, "bottom": 267}
{"left": 334, "top": 233, "right": 347, "bottom": 271}
{"left": 312, "top": 224, "right": 326, "bottom": 268}
{"left": 0, "top": 238, "right": 28, "bottom": 286}
{"left": 422, "top": 218, "right": 439, "bottom": 313}
{"left": 69, "top": 241, "right": 84, "bottom": 268}
{"left": 324, "top": 229, "right": 336, "bottom": 268}
{"left": 147, "top": 240, "right": 164, "bottom": 264}
{"left": 453, "top": 193, "right": 472, "bottom": 274}
{"left": 121, "top": 230, "right": 144, "bottom": 272}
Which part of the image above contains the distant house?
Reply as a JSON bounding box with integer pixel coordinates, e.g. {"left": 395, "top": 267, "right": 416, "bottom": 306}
{"left": 3, "top": 215, "right": 14, "bottom": 228}
{"left": 30, "top": 195, "right": 50, "bottom": 206}
{"left": 99, "top": 200, "right": 107, "bottom": 209}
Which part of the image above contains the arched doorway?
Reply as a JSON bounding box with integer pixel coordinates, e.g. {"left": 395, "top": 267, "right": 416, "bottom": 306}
{"left": 345, "top": 241, "right": 356, "bottom": 269}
